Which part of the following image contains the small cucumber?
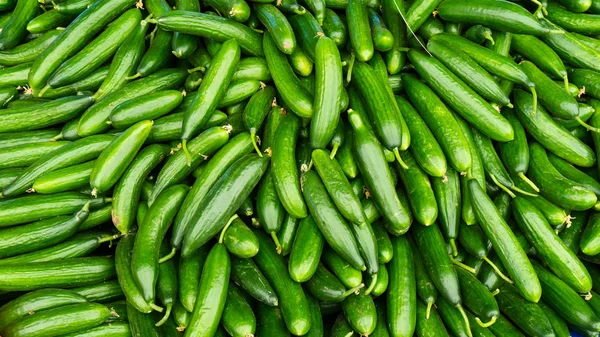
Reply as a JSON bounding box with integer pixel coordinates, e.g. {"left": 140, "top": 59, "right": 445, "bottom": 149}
{"left": 223, "top": 217, "right": 260, "bottom": 258}
{"left": 288, "top": 216, "right": 325, "bottom": 282}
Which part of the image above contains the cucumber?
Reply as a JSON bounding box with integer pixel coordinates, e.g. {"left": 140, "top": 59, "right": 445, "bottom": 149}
{"left": 305, "top": 263, "right": 361, "bottom": 303}
{"left": 540, "top": 20, "right": 600, "bottom": 73}
{"left": 223, "top": 217, "right": 259, "bottom": 258}
{"left": 2, "top": 303, "right": 111, "bottom": 337}
{"left": 172, "top": 132, "right": 253, "bottom": 249}
{"left": 0, "top": 256, "right": 115, "bottom": 292}
{"left": 407, "top": 48, "right": 513, "bottom": 143}
{"left": 150, "top": 126, "right": 230, "bottom": 204}
{"left": 178, "top": 246, "right": 208, "bottom": 312}
{"left": 468, "top": 179, "right": 541, "bottom": 303}
{"left": 110, "top": 90, "right": 184, "bottom": 129}
{"left": 581, "top": 214, "right": 600, "bottom": 256}
{"left": 222, "top": 284, "right": 256, "bottom": 337}
{"left": 432, "top": 167, "right": 461, "bottom": 255}
{"left": 243, "top": 85, "right": 276, "bottom": 155}
{"left": 528, "top": 142, "right": 597, "bottom": 211}
{"left": 204, "top": 0, "right": 251, "bottom": 22}
{"left": 3, "top": 134, "right": 115, "bottom": 197}
{"left": 26, "top": 10, "right": 75, "bottom": 33}
{"left": 147, "top": 111, "right": 227, "bottom": 144}
{"left": 488, "top": 313, "right": 525, "bottom": 337}
{"left": 115, "top": 234, "right": 155, "bottom": 313}
{"left": 342, "top": 292, "right": 377, "bottom": 336}
{"left": 185, "top": 241, "right": 230, "bottom": 337}
{"left": 0, "top": 0, "right": 38, "bottom": 50}
{"left": 323, "top": 9, "right": 347, "bottom": 46}
{"left": 415, "top": 299, "right": 448, "bottom": 337}
{"left": 0, "top": 288, "right": 88, "bottom": 330}
{"left": 456, "top": 267, "right": 498, "bottom": 327}
{"left": 387, "top": 235, "right": 416, "bottom": 337}
{"left": 346, "top": 0, "right": 373, "bottom": 61}
{"left": 182, "top": 155, "right": 269, "bottom": 257}
{"left": 397, "top": 151, "right": 438, "bottom": 226}
{"left": 155, "top": 10, "right": 264, "bottom": 56}
{"left": 256, "top": 304, "right": 291, "bottom": 337}
{"left": 71, "top": 280, "right": 124, "bottom": 303}
{"left": 0, "top": 95, "right": 93, "bottom": 134}
{"left": 62, "top": 323, "right": 131, "bottom": 337}
{"left": 538, "top": 301, "right": 571, "bottom": 337}
{"left": 112, "top": 144, "right": 170, "bottom": 234}
{"left": 28, "top": 0, "right": 138, "bottom": 92}
{"left": 253, "top": 229, "right": 311, "bottom": 335}
{"left": 277, "top": 214, "right": 299, "bottom": 256}
{"left": 348, "top": 109, "right": 411, "bottom": 235}
{"left": 46, "top": 9, "right": 142, "bottom": 89}
{"left": 0, "top": 29, "right": 60, "bottom": 66}
{"left": 533, "top": 261, "right": 600, "bottom": 332}
{"left": 231, "top": 256, "right": 279, "bottom": 306}
{"left": 256, "top": 4, "right": 296, "bottom": 54}
{"left": 90, "top": 121, "right": 154, "bottom": 194}
{"left": 127, "top": 301, "right": 160, "bottom": 337}
{"left": 288, "top": 216, "right": 325, "bottom": 282}
{"left": 0, "top": 202, "right": 89, "bottom": 259}
{"left": 0, "top": 63, "right": 30, "bottom": 87}
{"left": 181, "top": 39, "right": 240, "bottom": 149}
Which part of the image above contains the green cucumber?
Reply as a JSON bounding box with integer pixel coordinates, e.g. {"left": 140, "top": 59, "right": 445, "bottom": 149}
{"left": 288, "top": 216, "right": 325, "bottom": 282}
{"left": 222, "top": 284, "right": 256, "bottom": 337}
{"left": 488, "top": 313, "right": 525, "bottom": 337}
{"left": 26, "top": 10, "right": 75, "bottom": 33}
{"left": 539, "top": 301, "right": 571, "bottom": 337}
{"left": 388, "top": 235, "right": 417, "bottom": 337}
{"left": 243, "top": 85, "right": 276, "bottom": 155}
{"left": 110, "top": 90, "right": 184, "bottom": 129}
{"left": 432, "top": 168, "right": 460, "bottom": 254}
{"left": 0, "top": 142, "right": 69, "bottom": 170}
{"left": 223, "top": 217, "right": 260, "bottom": 258}
{"left": 178, "top": 246, "right": 208, "bottom": 312}
{"left": 127, "top": 301, "right": 160, "bottom": 337}
{"left": 305, "top": 263, "right": 361, "bottom": 303}
{"left": 31, "top": 160, "right": 93, "bottom": 194}
{"left": 277, "top": 214, "right": 299, "bottom": 256}
{"left": 256, "top": 4, "right": 296, "bottom": 54}
{"left": 172, "top": 132, "right": 252, "bottom": 249}
{"left": 2, "top": 302, "right": 111, "bottom": 337}
{"left": 405, "top": 0, "right": 442, "bottom": 33}
{"left": 343, "top": 292, "right": 377, "bottom": 335}
{"left": 0, "top": 256, "right": 115, "bottom": 292}
{"left": 231, "top": 256, "right": 278, "bottom": 306}
{"left": 0, "top": 0, "right": 38, "bottom": 50}
{"left": 415, "top": 299, "right": 448, "bottom": 337}
{"left": 0, "top": 29, "right": 60, "bottom": 66}
{"left": 112, "top": 144, "right": 170, "bottom": 234}
{"left": 62, "top": 323, "right": 131, "bottom": 337}
{"left": 0, "top": 63, "right": 30, "bottom": 87}
{"left": 397, "top": 151, "right": 438, "bottom": 226}
{"left": 253, "top": 230, "right": 311, "bottom": 335}
{"left": 323, "top": 9, "right": 347, "bottom": 46}
{"left": 511, "top": 34, "right": 567, "bottom": 82}
{"left": 156, "top": 243, "right": 178, "bottom": 326}
{"left": 581, "top": 214, "right": 600, "bottom": 256}
{"left": 464, "top": 25, "right": 493, "bottom": 45}
{"left": 182, "top": 154, "right": 269, "bottom": 257}
{"left": 90, "top": 120, "right": 154, "bottom": 194}
{"left": 456, "top": 267, "right": 498, "bottom": 327}
{"left": 540, "top": 20, "right": 600, "bottom": 73}
{"left": 146, "top": 111, "right": 227, "bottom": 144}
{"left": 115, "top": 235, "right": 154, "bottom": 313}
{"left": 171, "top": 0, "right": 200, "bottom": 58}
{"left": 256, "top": 304, "right": 291, "bottom": 337}
{"left": 232, "top": 57, "right": 272, "bottom": 82}
{"left": 71, "top": 280, "right": 124, "bottom": 303}
{"left": 204, "top": 0, "right": 251, "bottom": 22}
{"left": 468, "top": 179, "right": 541, "bottom": 303}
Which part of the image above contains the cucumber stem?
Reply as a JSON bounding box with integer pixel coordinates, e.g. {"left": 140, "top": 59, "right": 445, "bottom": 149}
{"left": 38, "top": 85, "right": 50, "bottom": 98}
{"left": 564, "top": 75, "right": 570, "bottom": 94}
{"left": 518, "top": 172, "right": 540, "bottom": 192}
{"left": 50, "top": 132, "right": 63, "bottom": 141}
{"left": 532, "top": 0, "right": 546, "bottom": 17}
{"left": 125, "top": 73, "right": 141, "bottom": 80}
{"left": 292, "top": 5, "right": 306, "bottom": 14}
{"left": 346, "top": 53, "right": 355, "bottom": 83}
{"left": 475, "top": 315, "right": 496, "bottom": 328}
{"left": 158, "top": 247, "right": 177, "bottom": 263}
{"left": 364, "top": 274, "right": 378, "bottom": 295}
{"left": 489, "top": 174, "right": 516, "bottom": 198}
{"left": 271, "top": 231, "right": 282, "bottom": 254}
{"left": 250, "top": 131, "right": 263, "bottom": 157}
{"left": 451, "top": 256, "right": 477, "bottom": 274}
{"left": 530, "top": 87, "right": 537, "bottom": 115}
{"left": 426, "top": 301, "right": 433, "bottom": 319}
{"left": 342, "top": 283, "right": 365, "bottom": 298}
{"left": 393, "top": 148, "right": 409, "bottom": 169}
{"left": 456, "top": 305, "right": 473, "bottom": 337}
{"left": 181, "top": 139, "right": 192, "bottom": 167}
{"left": 155, "top": 303, "right": 172, "bottom": 327}
{"left": 510, "top": 184, "right": 538, "bottom": 197}
{"left": 98, "top": 233, "right": 123, "bottom": 244}
{"left": 187, "top": 66, "right": 205, "bottom": 74}
{"left": 330, "top": 143, "right": 339, "bottom": 159}
{"left": 576, "top": 116, "right": 600, "bottom": 133}
{"left": 483, "top": 255, "right": 513, "bottom": 284}
{"left": 491, "top": 288, "right": 500, "bottom": 296}
{"left": 449, "top": 239, "right": 458, "bottom": 257}
{"left": 483, "top": 32, "right": 494, "bottom": 45}
{"left": 149, "top": 302, "right": 164, "bottom": 312}
{"left": 219, "top": 214, "right": 239, "bottom": 244}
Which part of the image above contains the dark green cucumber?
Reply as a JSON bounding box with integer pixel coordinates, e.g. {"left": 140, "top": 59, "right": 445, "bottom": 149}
{"left": 559, "top": 211, "right": 588, "bottom": 253}
{"left": 397, "top": 151, "right": 438, "bottom": 226}
{"left": 323, "top": 9, "right": 347, "bottom": 46}
{"left": 256, "top": 4, "right": 296, "bottom": 54}
{"left": 540, "top": 20, "right": 600, "bottom": 73}
{"left": 464, "top": 25, "right": 493, "bottom": 45}
{"left": 305, "top": 263, "right": 361, "bottom": 303}
{"left": 432, "top": 168, "right": 460, "bottom": 254}
{"left": 146, "top": 111, "right": 227, "bottom": 144}
{"left": 112, "top": 144, "right": 170, "bottom": 234}
{"left": 243, "top": 85, "right": 276, "bottom": 155}
{"left": 231, "top": 256, "right": 278, "bottom": 306}
{"left": 0, "top": 231, "right": 119, "bottom": 265}
{"left": 511, "top": 34, "right": 567, "bottom": 82}
{"left": 287, "top": 11, "right": 322, "bottom": 62}
{"left": 581, "top": 214, "right": 600, "bottom": 256}
{"left": 0, "top": 29, "right": 60, "bottom": 66}
{"left": 488, "top": 313, "right": 525, "bottom": 337}
{"left": 456, "top": 267, "right": 498, "bottom": 327}
{"left": 110, "top": 90, "right": 184, "bottom": 129}
{"left": 0, "top": 288, "right": 88, "bottom": 330}
{"left": 46, "top": 9, "right": 142, "bottom": 89}
{"left": 468, "top": 179, "right": 541, "bottom": 303}
{"left": 54, "top": 0, "right": 95, "bottom": 14}
{"left": 127, "top": 301, "right": 160, "bottom": 337}
{"left": 256, "top": 304, "right": 291, "bottom": 337}
{"left": 90, "top": 121, "right": 154, "bottom": 194}
{"left": 0, "top": 63, "right": 30, "bottom": 87}
{"left": 156, "top": 243, "right": 178, "bottom": 327}
{"left": 415, "top": 299, "right": 448, "bottom": 337}
{"left": 2, "top": 302, "right": 111, "bottom": 337}
{"left": 548, "top": 153, "right": 600, "bottom": 202}
{"left": 221, "top": 283, "right": 256, "bottom": 337}
{"left": 382, "top": 0, "right": 406, "bottom": 74}
{"left": 0, "top": 0, "right": 38, "bottom": 50}
{"left": 253, "top": 230, "right": 311, "bottom": 335}
{"left": 132, "top": 185, "right": 188, "bottom": 303}
{"left": 532, "top": 261, "right": 600, "bottom": 332}
{"left": 0, "top": 95, "right": 93, "bottom": 134}
{"left": 455, "top": 116, "right": 485, "bottom": 226}
{"left": 177, "top": 245, "right": 208, "bottom": 312}
{"left": 115, "top": 235, "right": 155, "bottom": 313}
{"left": 387, "top": 235, "right": 416, "bottom": 337}
{"left": 263, "top": 32, "right": 313, "bottom": 118}
{"left": 39, "top": 66, "right": 109, "bottom": 100}
{"left": 0, "top": 192, "right": 105, "bottom": 228}
{"left": 302, "top": 170, "right": 365, "bottom": 270}
{"left": 336, "top": 120, "right": 359, "bottom": 179}
{"left": 171, "top": 0, "right": 200, "bottom": 58}
{"left": 427, "top": 38, "right": 511, "bottom": 107}
{"left": 514, "top": 89, "right": 596, "bottom": 168}
{"left": 437, "top": 0, "right": 555, "bottom": 35}
{"left": 288, "top": 216, "right": 325, "bottom": 282}
{"left": 407, "top": 48, "right": 513, "bottom": 143}
{"left": 277, "top": 214, "right": 299, "bottom": 256}
{"left": 155, "top": 10, "right": 264, "bottom": 56}
{"left": 79, "top": 68, "right": 187, "bottom": 136}
{"left": 528, "top": 142, "right": 597, "bottom": 211}
{"left": 218, "top": 79, "right": 261, "bottom": 108}
{"left": 547, "top": 2, "right": 597, "bottom": 33}
{"left": 395, "top": 96, "right": 446, "bottom": 178}
{"left": 343, "top": 292, "right": 377, "bottom": 335}
{"left": 26, "top": 10, "right": 75, "bottom": 33}
{"left": 28, "top": 0, "right": 138, "bottom": 92}
{"left": 150, "top": 126, "right": 230, "bottom": 204}
{"left": 0, "top": 142, "right": 69, "bottom": 170}
{"left": 172, "top": 132, "right": 252, "bottom": 249}
{"left": 135, "top": 28, "right": 174, "bottom": 77}
{"left": 3, "top": 134, "right": 115, "bottom": 197}
{"left": 539, "top": 301, "right": 571, "bottom": 337}
{"left": 0, "top": 256, "right": 115, "bottom": 292}
{"left": 0, "top": 202, "right": 89, "bottom": 258}
{"left": 71, "top": 280, "right": 124, "bottom": 303}
{"left": 223, "top": 217, "right": 260, "bottom": 258}
{"left": 182, "top": 155, "right": 269, "bottom": 257}
{"left": 368, "top": 8, "right": 393, "bottom": 52}
{"left": 348, "top": 109, "right": 411, "bottom": 235}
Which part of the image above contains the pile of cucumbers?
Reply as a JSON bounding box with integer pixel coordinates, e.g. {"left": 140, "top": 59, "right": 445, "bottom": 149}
{"left": 4, "top": 0, "right": 600, "bottom": 336}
